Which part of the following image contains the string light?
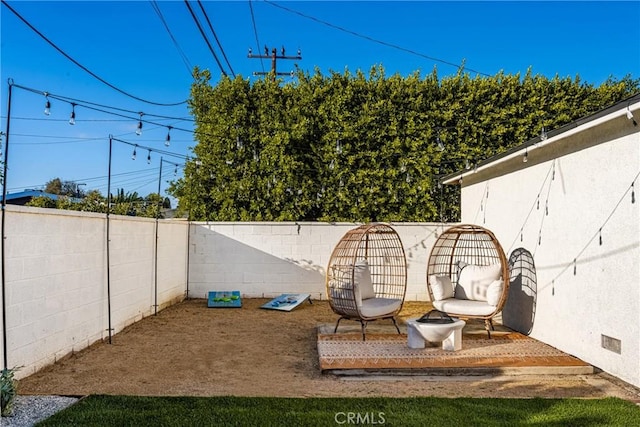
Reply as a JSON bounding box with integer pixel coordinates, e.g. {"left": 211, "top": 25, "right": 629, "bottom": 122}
{"left": 69, "top": 103, "right": 76, "bottom": 125}
{"left": 147, "top": 149, "right": 152, "bottom": 164}
{"left": 523, "top": 148, "right": 528, "bottom": 163}
{"left": 573, "top": 258, "right": 577, "bottom": 275}
{"left": 44, "top": 93, "right": 51, "bottom": 116}
{"left": 465, "top": 159, "right": 471, "bottom": 170}
{"left": 132, "top": 145, "right": 137, "bottom": 160}
{"left": 540, "top": 126, "right": 548, "bottom": 141}
{"left": 632, "top": 182, "right": 636, "bottom": 204}
{"left": 165, "top": 126, "right": 172, "bottom": 147}
{"left": 599, "top": 228, "right": 603, "bottom": 246}
{"left": 136, "top": 112, "right": 143, "bottom": 136}
{"left": 437, "top": 135, "right": 445, "bottom": 152}
{"left": 627, "top": 106, "right": 637, "bottom": 126}
{"left": 336, "top": 136, "right": 342, "bottom": 154}
{"left": 174, "top": 165, "right": 178, "bottom": 176}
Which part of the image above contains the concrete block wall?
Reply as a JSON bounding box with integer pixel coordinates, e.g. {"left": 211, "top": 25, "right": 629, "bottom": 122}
{"left": 0, "top": 206, "right": 188, "bottom": 379}
{"left": 188, "top": 222, "right": 448, "bottom": 301}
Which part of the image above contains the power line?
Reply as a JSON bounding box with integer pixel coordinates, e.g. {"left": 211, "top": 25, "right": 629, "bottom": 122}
{"left": 248, "top": 0, "right": 265, "bottom": 74}
{"left": 183, "top": 0, "right": 229, "bottom": 77}
{"left": 197, "top": 0, "right": 235, "bottom": 78}
{"left": 149, "top": 0, "right": 195, "bottom": 79}
{"left": 1, "top": 0, "right": 189, "bottom": 106}
{"left": 263, "top": 0, "right": 491, "bottom": 77}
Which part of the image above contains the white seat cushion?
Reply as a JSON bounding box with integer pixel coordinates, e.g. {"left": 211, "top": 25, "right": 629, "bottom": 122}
{"left": 354, "top": 260, "right": 375, "bottom": 305}
{"left": 360, "top": 298, "right": 402, "bottom": 318}
{"left": 456, "top": 263, "right": 501, "bottom": 301}
{"left": 433, "top": 298, "right": 496, "bottom": 317}
{"left": 486, "top": 279, "right": 504, "bottom": 306}
{"left": 429, "top": 275, "right": 454, "bottom": 301}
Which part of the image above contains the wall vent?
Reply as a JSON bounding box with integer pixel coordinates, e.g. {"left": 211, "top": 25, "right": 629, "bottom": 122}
{"left": 601, "top": 334, "right": 621, "bottom": 354}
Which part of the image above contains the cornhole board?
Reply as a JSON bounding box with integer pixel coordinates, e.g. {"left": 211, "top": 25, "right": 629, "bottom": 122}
{"left": 207, "top": 291, "right": 242, "bottom": 308}
{"left": 261, "top": 293, "right": 311, "bottom": 311}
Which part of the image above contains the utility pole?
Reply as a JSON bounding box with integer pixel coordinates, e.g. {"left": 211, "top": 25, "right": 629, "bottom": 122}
{"left": 248, "top": 46, "right": 302, "bottom": 80}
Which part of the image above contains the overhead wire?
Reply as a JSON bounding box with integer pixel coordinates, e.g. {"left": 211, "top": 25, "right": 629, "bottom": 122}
{"left": 263, "top": 0, "right": 491, "bottom": 77}
{"left": 1, "top": 0, "right": 188, "bottom": 106}
{"left": 149, "top": 0, "right": 195, "bottom": 79}
{"left": 183, "top": 0, "right": 229, "bottom": 77}
{"left": 197, "top": 0, "right": 235, "bottom": 78}
{"left": 248, "top": 0, "right": 266, "bottom": 73}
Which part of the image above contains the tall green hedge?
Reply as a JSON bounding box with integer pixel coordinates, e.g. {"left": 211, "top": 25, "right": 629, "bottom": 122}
{"left": 168, "top": 67, "right": 638, "bottom": 222}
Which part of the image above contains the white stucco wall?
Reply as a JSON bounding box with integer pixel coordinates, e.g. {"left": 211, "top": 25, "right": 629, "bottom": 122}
{"left": 188, "top": 222, "right": 447, "bottom": 301}
{"left": 457, "top": 108, "right": 640, "bottom": 387}
{"left": 0, "top": 206, "right": 188, "bottom": 379}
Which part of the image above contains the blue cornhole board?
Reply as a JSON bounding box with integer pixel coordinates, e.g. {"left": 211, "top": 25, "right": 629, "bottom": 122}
{"left": 208, "top": 291, "right": 242, "bottom": 308}
{"left": 261, "top": 293, "right": 311, "bottom": 312}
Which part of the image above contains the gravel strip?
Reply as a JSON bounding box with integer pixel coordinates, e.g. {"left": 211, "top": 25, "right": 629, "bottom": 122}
{"left": 2, "top": 395, "right": 79, "bottom": 427}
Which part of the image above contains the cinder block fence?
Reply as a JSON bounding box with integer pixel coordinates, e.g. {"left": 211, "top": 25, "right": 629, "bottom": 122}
{"left": 0, "top": 206, "right": 444, "bottom": 379}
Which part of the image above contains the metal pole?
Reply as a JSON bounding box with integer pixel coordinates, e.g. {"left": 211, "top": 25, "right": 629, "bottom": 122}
{"left": 105, "top": 136, "right": 113, "bottom": 344}
{"left": 1, "top": 79, "right": 14, "bottom": 369}
{"left": 154, "top": 158, "right": 163, "bottom": 315}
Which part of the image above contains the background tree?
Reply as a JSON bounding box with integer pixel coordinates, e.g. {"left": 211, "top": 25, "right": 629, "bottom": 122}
{"left": 43, "top": 178, "right": 85, "bottom": 197}
{"left": 170, "top": 67, "right": 638, "bottom": 222}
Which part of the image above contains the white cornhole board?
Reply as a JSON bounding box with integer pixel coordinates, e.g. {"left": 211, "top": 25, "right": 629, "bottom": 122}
{"left": 261, "top": 293, "right": 311, "bottom": 311}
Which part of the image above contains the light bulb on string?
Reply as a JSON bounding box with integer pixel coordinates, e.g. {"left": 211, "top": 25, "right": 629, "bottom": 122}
{"left": 69, "top": 103, "right": 76, "bottom": 125}
{"left": 165, "top": 126, "right": 172, "bottom": 147}
{"left": 632, "top": 182, "right": 636, "bottom": 204}
{"left": 523, "top": 148, "right": 528, "bottom": 163}
{"left": 573, "top": 259, "right": 577, "bottom": 275}
{"left": 132, "top": 145, "right": 137, "bottom": 160}
{"left": 437, "top": 135, "right": 445, "bottom": 152}
{"left": 147, "top": 150, "right": 151, "bottom": 164}
{"left": 627, "top": 107, "right": 638, "bottom": 126}
{"left": 599, "top": 228, "right": 603, "bottom": 246}
{"left": 540, "top": 126, "right": 548, "bottom": 141}
{"left": 174, "top": 165, "right": 178, "bottom": 176}
{"left": 44, "top": 93, "right": 51, "bottom": 116}
{"left": 465, "top": 159, "right": 471, "bottom": 170}
{"left": 136, "top": 112, "right": 143, "bottom": 136}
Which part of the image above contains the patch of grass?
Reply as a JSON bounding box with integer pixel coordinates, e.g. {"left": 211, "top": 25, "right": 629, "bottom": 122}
{"left": 38, "top": 395, "right": 640, "bottom": 426}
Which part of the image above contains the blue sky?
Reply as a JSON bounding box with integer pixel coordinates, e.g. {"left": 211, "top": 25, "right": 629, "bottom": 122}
{"left": 1, "top": 1, "right": 639, "bottom": 200}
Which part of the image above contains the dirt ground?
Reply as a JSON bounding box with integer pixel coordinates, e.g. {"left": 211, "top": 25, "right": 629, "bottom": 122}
{"left": 18, "top": 299, "right": 640, "bottom": 401}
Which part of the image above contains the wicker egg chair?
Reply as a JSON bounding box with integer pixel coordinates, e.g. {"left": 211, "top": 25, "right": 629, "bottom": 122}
{"left": 426, "top": 224, "right": 509, "bottom": 337}
{"left": 326, "top": 223, "right": 407, "bottom": 340}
